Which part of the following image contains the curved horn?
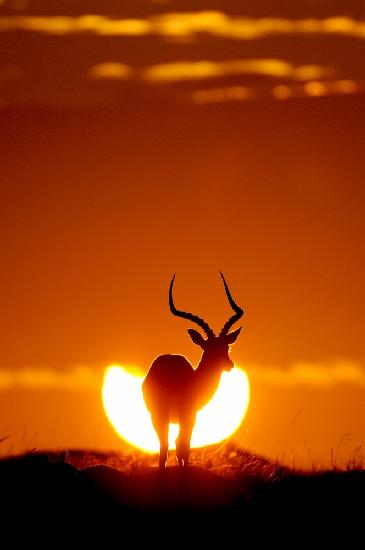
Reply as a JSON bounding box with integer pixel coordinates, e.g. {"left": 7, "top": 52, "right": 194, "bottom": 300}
{"left": 169, "top": 274, "right": 215, "bottom": 338}
{"left": 219, "top": 271, "right": 243, "bottom": 336}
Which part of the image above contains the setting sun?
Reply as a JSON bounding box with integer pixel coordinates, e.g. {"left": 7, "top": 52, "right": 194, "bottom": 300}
{"left": 102, "top": 365, "right": 250, "bottom": 453}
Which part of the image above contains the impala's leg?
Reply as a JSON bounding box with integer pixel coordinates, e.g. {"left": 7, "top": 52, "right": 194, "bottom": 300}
{"left": 151, "top": 414, "right": 169, "bottom": 469}
{"left": 175, "top": 431, "right": 184, "bottom": 468}
{"left": 176, "top": 414, "right": 195, "bottom": 467}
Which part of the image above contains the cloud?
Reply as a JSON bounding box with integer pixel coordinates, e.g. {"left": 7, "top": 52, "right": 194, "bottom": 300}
{"left": 0, "top": 15, "right": 150, "bottom": 36}
{"left": 0, "top": 366, "right": 101, "bottom": 392}
{"left": 191, "top": 79, "right": 361, "bottom": 103}
{"left": 192, "top": 86, "right": 253, "bottom": 104}
{"left": 0, "top": 360, "right": 364, "bottom": 393}
{"left": 86, "top": 58, "right": 332, "bottom": 83}
{"left": 1, "top": 13, "right": 365, "bottom": 41}
{"left": 245, "top": 360, "right": 365, "bottom": 387}
{"left": 142, "top": 59, "right": 333, "bottom": 82}
{"left": 154, "top": 13, "right": 365, "bottom": 41}
{"left": 88, "top": 62, "right": 133, "bottom": 80}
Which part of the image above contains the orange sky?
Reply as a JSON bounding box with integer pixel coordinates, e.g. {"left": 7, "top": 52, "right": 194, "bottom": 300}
{"left": 1, "top": 1, "right": 365, "bottom": 468}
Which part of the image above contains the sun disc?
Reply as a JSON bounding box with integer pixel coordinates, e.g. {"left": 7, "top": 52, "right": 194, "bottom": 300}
{"left": 102, "top": 364, "right": 250, "bottom": 453}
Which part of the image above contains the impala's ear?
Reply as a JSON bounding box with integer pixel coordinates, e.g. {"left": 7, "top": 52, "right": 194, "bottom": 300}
{"left": 188, "top": 329, "right": 207, "bottom": 349}
{"left": 225, "top": 327, "right": 241, "bottom": 344}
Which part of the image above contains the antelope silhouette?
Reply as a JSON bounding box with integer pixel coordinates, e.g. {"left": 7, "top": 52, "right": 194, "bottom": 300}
{"left": 142, "top": 272, "right": 243, "bottom": 468}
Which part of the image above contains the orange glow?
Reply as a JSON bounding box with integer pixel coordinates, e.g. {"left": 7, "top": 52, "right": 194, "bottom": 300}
{"left": 88, "top": 62, "right": 133, "bottom": 80}
{"left": 304, "top": 80, "right": 327, "bottom": 96}
{"left": 102, "top": 365, "right": 250, "bottom": 453}
{"left": 272, "top": 85, "right": 293, "bottom": 100}
{"left": 332, "top": 79, "right": 358, "bottom": 94}
{"left": 1, "top": 0, "right": 365, "bottom": 472}
{"left": 192, "top": 86, "right": 252, "bottom": 104}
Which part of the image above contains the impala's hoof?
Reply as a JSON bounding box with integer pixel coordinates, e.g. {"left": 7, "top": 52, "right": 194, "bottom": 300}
{"left": 176, "top": 457, "right": 189, "bottom": 468}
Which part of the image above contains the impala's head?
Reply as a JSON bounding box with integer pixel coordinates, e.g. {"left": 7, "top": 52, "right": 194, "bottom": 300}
{"left": 169, "top": 272, "right": 243, "bottom": 372}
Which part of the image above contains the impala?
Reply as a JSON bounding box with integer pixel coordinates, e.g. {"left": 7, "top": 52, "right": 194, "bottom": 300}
{"left": 142, "top": 272, "right": 243, "bottom": 468}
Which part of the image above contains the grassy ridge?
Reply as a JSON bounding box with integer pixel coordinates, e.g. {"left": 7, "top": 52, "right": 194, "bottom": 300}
{"left": 0, "top": 444, "right": 363, "bottom": 542}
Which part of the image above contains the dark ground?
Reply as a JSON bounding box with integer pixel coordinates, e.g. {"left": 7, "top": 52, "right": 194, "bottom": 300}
{"left": 0, "top": 446, "right": 363, "bottom": 544}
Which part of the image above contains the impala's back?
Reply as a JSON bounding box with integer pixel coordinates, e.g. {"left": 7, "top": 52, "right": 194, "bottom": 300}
{"left": 142, "top": 354, "right": 196, "bottom": 423}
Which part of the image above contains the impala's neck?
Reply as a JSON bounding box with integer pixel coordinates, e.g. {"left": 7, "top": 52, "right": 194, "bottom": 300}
{"left": 194, "top": 354, "right": 223, "bottom": 409}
